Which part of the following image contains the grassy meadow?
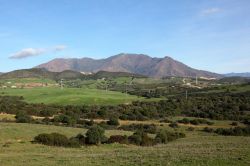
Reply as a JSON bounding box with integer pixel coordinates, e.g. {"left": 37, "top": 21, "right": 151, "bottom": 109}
{"left": 0, "top": 122, "right": 249, "bottom": 166}
{"left": 0, "top": 87, "right": 156, "bottom": 105}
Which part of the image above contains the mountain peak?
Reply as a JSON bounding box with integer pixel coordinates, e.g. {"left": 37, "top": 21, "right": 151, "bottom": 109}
{"left": 35, "top": 54, "right": 221, "bottom": 78}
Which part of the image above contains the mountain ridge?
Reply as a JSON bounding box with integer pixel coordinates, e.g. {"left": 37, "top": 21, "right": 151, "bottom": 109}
{"left": 0, "top": 68, "right": 145, "bottom": 80}
{"left": 224, "top": 72, "right": 250, "bottom": 78}
{"left": 36, "top": 53, "right": 221, "bottom": 78}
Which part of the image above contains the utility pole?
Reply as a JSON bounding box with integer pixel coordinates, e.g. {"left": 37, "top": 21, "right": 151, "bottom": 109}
{"left": 196, "top": 76, "right": 198, "bottom": 85}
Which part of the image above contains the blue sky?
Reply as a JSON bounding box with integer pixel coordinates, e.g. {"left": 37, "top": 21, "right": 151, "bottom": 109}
{"left": 0, "top": 0, "right": 249, "bottom": 73}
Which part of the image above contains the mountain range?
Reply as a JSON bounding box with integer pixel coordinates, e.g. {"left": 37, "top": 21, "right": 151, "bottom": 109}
{"left": 36, "top": 54, "right": 221, "bottom": 78}
{"left": 224, "top": 72, "right": 250, "bottom": 78}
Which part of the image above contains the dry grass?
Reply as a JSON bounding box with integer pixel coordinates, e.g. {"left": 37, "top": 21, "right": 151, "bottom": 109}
{"left": 0, "top": 122, "right": 249, "bottom": 166}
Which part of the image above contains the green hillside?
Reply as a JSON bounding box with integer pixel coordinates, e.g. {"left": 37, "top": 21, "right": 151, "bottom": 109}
{"left": 0, "top": 87, "right": 155, "bottom": 105}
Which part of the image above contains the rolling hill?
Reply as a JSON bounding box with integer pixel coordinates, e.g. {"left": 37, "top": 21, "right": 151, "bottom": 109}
{"left": 36, "top": 53, "right": 221, "bottom": 78}
{"left": 0, "top": 68, "right": 84, "bottom": 81}
{"left": 0, "top": 68, "right": 145, "bottom": 80}
{"left": 218, "top": 76, "right": 250, "bottom": 84}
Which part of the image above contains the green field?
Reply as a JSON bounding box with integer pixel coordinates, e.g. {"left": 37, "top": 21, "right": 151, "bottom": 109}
{"left": 0, "top": 122, "right": 249, "bottom": 166}
{"left": 0, "top": 87, "right": 155, "bottom": 105}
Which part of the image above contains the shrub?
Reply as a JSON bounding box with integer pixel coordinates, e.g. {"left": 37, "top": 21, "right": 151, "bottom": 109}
{"left": 186, "top": 127, "right": 195, "bottom": 131}
{"left": 215, "top": 127, "right": 250, "bottom": 136}
{"left": 155, "top": 130, "right": 185, "bottom": 144}
{"left": 159, "top": 118, "right": 173, "bottom": 123}
{"left": 86, "top": 119, "right": 95, "bottom": 126}
{"left": 190, "top": 119, "right": 199, "bottom": 125}
{"left": 203, "top": 127, "right": 214, "bottom": 133}
{"left": 34, "top": 133, "right": 80, "bottom": 148}
{"left": 177, "top": 118, "right": 214, "bottom": 126}
{"left": 118, "top": 124, "right": 157, "bottom": 134}
{"left": 178, "top": 118, "right": 190, "bottom": 124}
{"left": 86, "top": 125, "right": 107, "bottom": 145}
{"left": 128, "top": 132, "right": 142, "bottom": 145}
{"left": 128, "top": 131, "right": 155, "bottom": 146}
{"left": 107, "top": 117, "right": 120, "bottom": 126}
{"left": 207, "top": 121, "right": 214, "bottom": 125}
{"left": 169, "top": 122, "right": 179, "bottom": 128}
{"left": 154, "top": 130, "right": 168, "bottom": 144}
{"left": 42, "top": 117, "right": 51, "bottom": 124}
{"left": 15, "top": 112, "right": 33, "bottom": 123}
{"left": 73, "top": 134, "right": 86, "bottom": 145}
{"left": 98, "top": 122, "right": 117, "bottom": 130}
{"left": 231, "top": 122, "right": 238, "bottom": 126}
{"left": 108, "top": 135, "right": 128, "bottom": 144}
{"left": 53, "top": 114, "right": 76, "bottom": 126}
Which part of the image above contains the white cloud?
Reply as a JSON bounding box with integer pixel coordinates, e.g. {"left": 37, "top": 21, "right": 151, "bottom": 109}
{"left": 201, "top": 8, "right": 221, "bottom": 16}
{"left": 9, "top": 45, "right": 67, "bottom": 59}
{"left": 10, "top": 48, "right": 46, "bottom": 59}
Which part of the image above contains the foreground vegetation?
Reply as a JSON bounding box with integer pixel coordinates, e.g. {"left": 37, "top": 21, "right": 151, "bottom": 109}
{"left": 0, "top": 123, "right": 250, "bottom": 166}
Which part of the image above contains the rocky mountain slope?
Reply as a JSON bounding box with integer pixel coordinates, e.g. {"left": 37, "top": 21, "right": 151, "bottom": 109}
{"left": 36, "top": 53, "right": 221, "bottom": 78}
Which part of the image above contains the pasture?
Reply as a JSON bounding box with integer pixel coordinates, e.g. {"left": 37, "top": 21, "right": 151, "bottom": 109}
{"left": 0, "top": 87, "right": 155, "bottom": 105}
{"left": 0, "top": 122, "right": 249, "bottom": 166}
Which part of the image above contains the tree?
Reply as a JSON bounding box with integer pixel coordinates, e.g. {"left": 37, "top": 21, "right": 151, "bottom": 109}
{"left": 107, "top": 117, "right": 119, "bottom": 126}
{"left": 15, "top": 112, "right": 32, "bottom": 123}
{"left": 86, "top": 125, "right": 106, "bottom": 145}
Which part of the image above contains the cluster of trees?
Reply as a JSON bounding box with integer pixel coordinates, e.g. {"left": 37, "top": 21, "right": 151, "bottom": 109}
{"left": 1, "top": 91, "right": 250, "bottom": 123}
{"left": 34, "top": 125, "right": 186, "bottom": 148}
{"left": 34, "top": 133, "right": 80, "bottom": 148}
{"left": 15, "top": 112, "right": 33, "bottom": 123}
{"left": 118, "top": 124, "right": 157, "bottom": 134}
{"left": 177, "top": 118, "right": 214, "bottom": 125}
{"left": 203, "top": 126, "right": 250, "bottom": 136}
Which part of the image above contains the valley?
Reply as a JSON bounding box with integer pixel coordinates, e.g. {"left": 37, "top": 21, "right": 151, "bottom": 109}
{"left": 0, "top": 69, "right": 250, "bottom": 166}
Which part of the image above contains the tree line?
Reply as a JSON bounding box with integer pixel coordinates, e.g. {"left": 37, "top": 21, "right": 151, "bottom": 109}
{"left": 1, "top": 91, "right": 250, "bottom": 123}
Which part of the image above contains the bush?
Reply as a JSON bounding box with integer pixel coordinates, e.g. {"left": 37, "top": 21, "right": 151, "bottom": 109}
{"left": 159, "top": 118, "right": 173, "bottom": 123}
{"left": 169, "top": 122, "right": 179, "bottom": 128}
{"left": 15, "top": 112, "right": 33, "bottom": 123}
{"left": 86, "top": 125, "right": 107, "bottom": 145}
{"left": 178, "top": 118, "right": 190, "bottom": 124}
{"left": 203, "top": 127, "right": 214, "bottom": 133}
{"left": 176, "top": 118, "right": 214, "bottom": 126}
{"left": 42, "top": 117, "right": 51, "bottom": 124}
{"left": 73, "top": 134, "right": 86, "bottom": 145}
{"left": 53, "top": 114, "right": 76, "bottom": 126}
{"left": 128, "top": 132, "right": 142, "bottom": 145}
{"left": 190, "top": 119, "right": 199, "bottom": 125}
{"left": 154, "top": 130, "right": 168, "bottom": 144}
{"left": 108, "top": 135, "right": 128, "bottom": 144}
{"left": 186, "top": 127, "right": 195, "bottom": 131}
{"left": 34, "top": 133, "right": 80, "bottom": 148}
{"left": 215, "top": 127, "right": 250, "bottom": 136}
{"left": 107, "top": 117, "right": 120, "bottom": 126}
{"left": 231, "top": 122, "right": 238, "bottom": 126}
{"left": 128, "top": 131, "right": 155, "bottom": 146}
{"left": 155, "top": 130, "right": 185, "bottom": 144}
{"left": 97, "top": 121, "right": 117, "bottom": 130}
{"left": 118, "top": 124, "right": 157, "bottom": 134}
